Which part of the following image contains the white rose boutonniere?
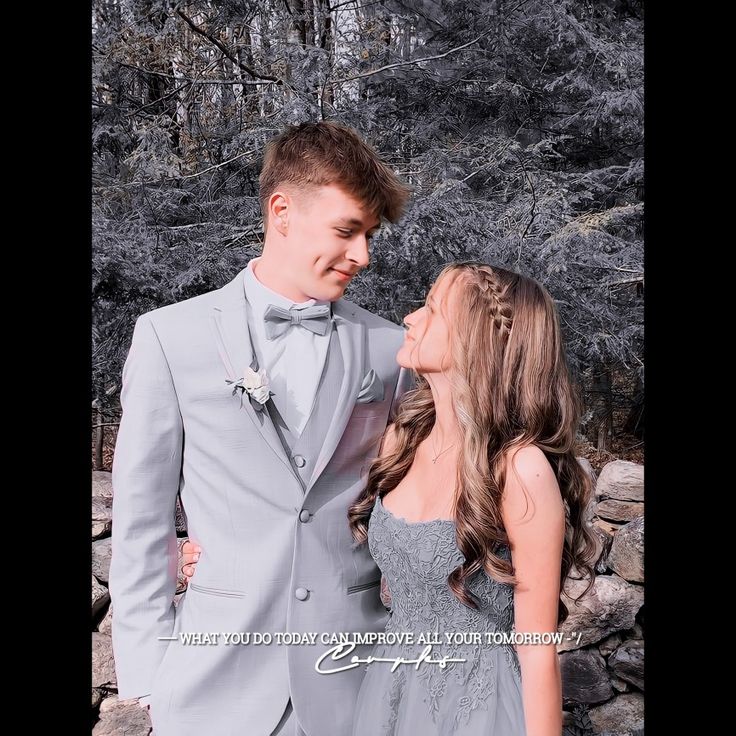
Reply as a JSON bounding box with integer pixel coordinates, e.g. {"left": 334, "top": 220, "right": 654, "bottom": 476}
{"left": 226, "top": 367, "right": 273, "bottom": 411}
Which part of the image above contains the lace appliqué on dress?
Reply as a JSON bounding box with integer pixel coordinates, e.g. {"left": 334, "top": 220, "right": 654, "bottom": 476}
{"left": 367, "top": 496, "right": 522, "bottom": 732}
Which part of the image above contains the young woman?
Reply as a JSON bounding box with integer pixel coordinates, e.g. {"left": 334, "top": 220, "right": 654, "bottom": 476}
{"left": 181, "top": 262, "right": 596, "bottom": 735}
{"left": 346, "top": 261, "right": 595, "bottom": 735}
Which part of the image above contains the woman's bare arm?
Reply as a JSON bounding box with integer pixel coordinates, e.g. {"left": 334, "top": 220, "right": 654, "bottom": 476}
{"left": 501, "top": 444, "right": 566, "bottom": 736}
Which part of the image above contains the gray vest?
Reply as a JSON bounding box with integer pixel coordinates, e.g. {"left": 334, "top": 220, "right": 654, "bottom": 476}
{"left": 266, "top": 325, "right": 344, "bottom": 491}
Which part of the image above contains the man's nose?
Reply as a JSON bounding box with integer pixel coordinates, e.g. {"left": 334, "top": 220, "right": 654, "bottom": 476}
{"left": 346, "top": 237, "right": 370, "bottom": 269}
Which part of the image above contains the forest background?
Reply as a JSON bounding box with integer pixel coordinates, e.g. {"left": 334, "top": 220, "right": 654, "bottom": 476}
{"left": 91, "top": 0, "right": 644, "bottom": 470}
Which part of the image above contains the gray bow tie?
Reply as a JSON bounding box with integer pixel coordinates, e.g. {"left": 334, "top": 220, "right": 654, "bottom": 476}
{"left": 263, "top": 303, "right": 332, "bottom": 340}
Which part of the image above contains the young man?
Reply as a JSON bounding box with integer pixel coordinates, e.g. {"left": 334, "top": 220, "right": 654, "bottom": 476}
{"left": 108, "top": 122, "right": 412, "bottom": 736}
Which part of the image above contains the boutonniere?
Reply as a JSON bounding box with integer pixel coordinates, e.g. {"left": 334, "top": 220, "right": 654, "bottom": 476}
{"left": 226, "top": 367, "right": 273, "bottom": 412}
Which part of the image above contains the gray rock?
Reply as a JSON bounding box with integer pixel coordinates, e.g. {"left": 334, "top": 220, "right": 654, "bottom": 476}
{"left": 98, "top": 604, "right": 113, "bottom": 635}
{"left": 608, "top": 639, "right": 644, "bottom": 690}
{"left": 93, "top": 575, "right": 110, "bottom": 618}
{"left": 622, "top": 622, "right": 643, "bottom": 639}
{"left": 608, "top": 517, "right": 644, "bottom": 583}
{"left": 92, "top": 633, "right": 116, "bottom": 688}
{"left": 596, "top": 460, "right": 644, "bottom": 501}
{"left": 92, "top": 538, "right": 112, "bottom": 585}
{"left": 595, "top": 499, "right": 645, "bottom": 523}
{"left": 92, "top": 688, "right": 104, "bottom": 709}
{"left": 588, "top": 692, "right": 644, "bottom": 735}
{"left": 577, "top": 456, "right": 597, "bottom": 482}
{"left": 590, "top": 524, "right": 614, "bottom": 574}
{"left": 577, "top": 457, "right": 598, "bottom": 525}
{"left": 560, "top": 649, "right": 614, "bottom": 704}
{"left": 611, "top": 675, "right": 631, "bottom": 692}
{"left": 593, "top": 518, "right": 624, "bottom": 537}
{"left": 558, "top": 574, "right": 644, "bottom": 652}
{"left": 92, "top": 695, "right": 152, "bottom": 735}
{"left": 597, "top": 632, "right": 623, "bottom": 657}
{"left": 562, "top": 707, "right": 595, "bottom": 733}
{"left": 93, "top": 471, "right": 114, "bottom": 498}
{"left": 93, "top": 496, "right": 113, "bottom": 539}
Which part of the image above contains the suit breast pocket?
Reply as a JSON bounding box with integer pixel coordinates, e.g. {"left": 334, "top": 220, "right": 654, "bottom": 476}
{"left": 346, "top": 409, "right": 386, "bottom": 446}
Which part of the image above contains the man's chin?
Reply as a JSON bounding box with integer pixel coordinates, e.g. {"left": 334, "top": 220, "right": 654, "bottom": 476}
{"left": 312, "top": 280, "right": 348, "bottom": 302}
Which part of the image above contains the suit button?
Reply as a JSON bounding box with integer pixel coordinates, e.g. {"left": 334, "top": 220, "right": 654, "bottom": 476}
{"left": 299, "top": 510, "right": 311, "bottom": 523}
{"left": 293, "top": 455, "right": 306, "bottom": 468}
{"left": 295, "top": 587, "right": 309, "bottom": 601}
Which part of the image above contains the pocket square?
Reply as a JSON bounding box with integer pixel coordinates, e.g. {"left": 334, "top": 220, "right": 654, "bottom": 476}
{"left": 356, "top": 369, "right": 384, "bottom": 404}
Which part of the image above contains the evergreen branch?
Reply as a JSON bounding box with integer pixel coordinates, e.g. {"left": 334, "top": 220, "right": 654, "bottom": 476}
{"left": 177, "top": 150, "right": 257, "bottom": 180}
{"left": 164, "top": 222, "right": 259, "bottom": 231}
{"left": 114, "top": 62, "right": 276, "bottom": 85}
{"left": 567, "top": 264, "right": 642, "bottom": 274}
{"left": 462, "top": 139, "right": 517, "bottom": 182}
{"left": 333, "top": 31, "right": 493, "bottom": 84}
{"left": 175, "top": 8, "right": 281, "bottom": 83}
{"left": 515, "top": 152, "right": 537, "bottom": 241}
{"left": 328, "top": 0, "right": 384, "bottom": 10}
{"left": 126, "top": 81, "right": 192, "bottom": 117}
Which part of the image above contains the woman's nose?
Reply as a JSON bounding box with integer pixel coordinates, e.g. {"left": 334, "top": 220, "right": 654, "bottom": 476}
{"left": 403, "top": 310, "right": 418, "bottom": 327}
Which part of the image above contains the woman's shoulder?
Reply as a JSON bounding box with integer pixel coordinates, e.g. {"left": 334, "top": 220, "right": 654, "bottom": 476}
{"left": 504, "top": 444, "right": 554, "bottom": 478}
{"left": 501, "top": 444, "right": 564, "bottom": 527}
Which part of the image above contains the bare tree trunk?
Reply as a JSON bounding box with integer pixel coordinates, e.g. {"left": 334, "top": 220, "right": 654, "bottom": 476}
{"left": 317, "top": 0, "right": 334, "bottom": 109}
{"left": 172, "top": 41, "right": 193, "bottom": 159}
{"left": 497, "top": 0, "right": 507, "bottom": 79}
{"left": 94, "top": 410, "right": 104, "bottom": 471}
{"left": 305, "top": 0, "right": 315, "bottom": 46}
{"left": 290, "top": 0, "right": 307, "bottom": 46}
{"left": 358, "top": 0, "right": 391, "bottom": 99}
{"left": 402, "top": 19, "right": 412, "bottom": 61}
{"left": 221, "top": 25, "right": 237, "bottom": 116}
{"left": 260, "top": 6, "right": 275, "bottom": 115}
{"left": 623, "top": 373, "right": 644, "bottom": 438}
{"left": 235, "top": 21, "right": 259, "bottom": 120}
{"left": 593, "top": 367, "right": 613, "bottom": 452}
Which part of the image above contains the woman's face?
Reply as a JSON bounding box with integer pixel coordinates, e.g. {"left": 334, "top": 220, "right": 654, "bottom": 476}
{"left": 396, "top": 272, "right": 457, "bottom": 374}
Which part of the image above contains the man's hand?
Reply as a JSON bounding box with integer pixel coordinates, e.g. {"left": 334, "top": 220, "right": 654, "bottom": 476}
{"left": 180, "top": 540, "right": 201, "bottom": 581}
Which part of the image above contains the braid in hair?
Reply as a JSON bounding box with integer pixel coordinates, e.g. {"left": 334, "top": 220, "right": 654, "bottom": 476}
{"left": 468, "top": 264, "right": 514, "bottom": 338}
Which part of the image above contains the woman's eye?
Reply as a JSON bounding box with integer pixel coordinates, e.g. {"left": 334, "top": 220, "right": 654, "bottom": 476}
{"left": 337, "top": 229, "right": 352, "bottom": 237}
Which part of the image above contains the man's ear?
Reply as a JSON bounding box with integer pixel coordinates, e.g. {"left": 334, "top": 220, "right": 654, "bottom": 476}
{"left": 268, "top": 191, "right": 289, "bottom": 236}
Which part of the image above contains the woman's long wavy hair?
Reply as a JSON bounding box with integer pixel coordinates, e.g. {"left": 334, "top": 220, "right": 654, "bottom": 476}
{"left": 348, "top": 262, "right": 596, "bottom": 625}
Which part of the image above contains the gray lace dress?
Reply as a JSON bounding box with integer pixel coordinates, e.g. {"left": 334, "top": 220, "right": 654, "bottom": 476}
{"left": 351, "top": 495, "right": 527, "bottom": 736}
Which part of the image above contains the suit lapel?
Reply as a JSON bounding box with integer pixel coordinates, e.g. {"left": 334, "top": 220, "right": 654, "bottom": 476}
{"left": 306, "top": 301, "right": 365, "bottom": 492}
{"left": 210, "top": 270, "right": 296, "bottom": 477}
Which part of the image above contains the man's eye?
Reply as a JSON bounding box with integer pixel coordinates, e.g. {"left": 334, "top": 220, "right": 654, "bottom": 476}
{"left": 337, "top": 229, "right": 352, "bottom": 237}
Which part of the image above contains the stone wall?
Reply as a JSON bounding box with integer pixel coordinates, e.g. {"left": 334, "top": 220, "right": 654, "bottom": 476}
{"left": 91, "top": 459, "right": 644, "bottom": 735}
{"left": 559, "top": 460, "right": 644, "bottom": 736}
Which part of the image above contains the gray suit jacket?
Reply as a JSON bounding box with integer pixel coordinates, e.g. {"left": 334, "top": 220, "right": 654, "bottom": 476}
{"left": 109, "top": 266, "right": 412, "bottom": 735}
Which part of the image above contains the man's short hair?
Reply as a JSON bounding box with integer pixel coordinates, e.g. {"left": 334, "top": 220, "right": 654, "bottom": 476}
{"left": 259, "top": 121, "right": 410, "bottom": 224}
